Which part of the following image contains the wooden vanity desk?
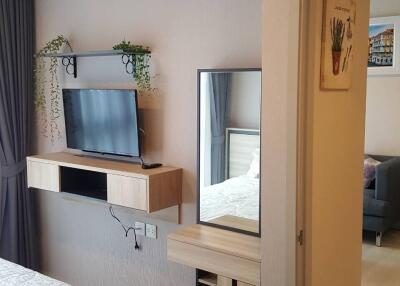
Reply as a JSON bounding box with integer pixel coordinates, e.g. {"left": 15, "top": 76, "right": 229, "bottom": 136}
{"left": 167, "top": 224, "right": 261, "bottom": 286}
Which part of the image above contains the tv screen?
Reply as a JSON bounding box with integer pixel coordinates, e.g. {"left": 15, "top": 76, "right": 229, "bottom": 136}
{"left": 63, "top": 89, "right": 140, "bottom": 157}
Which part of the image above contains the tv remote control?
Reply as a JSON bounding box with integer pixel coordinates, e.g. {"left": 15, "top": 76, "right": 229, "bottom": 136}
{"left": 141, "top": 163, "right": 162, "bottom": 169}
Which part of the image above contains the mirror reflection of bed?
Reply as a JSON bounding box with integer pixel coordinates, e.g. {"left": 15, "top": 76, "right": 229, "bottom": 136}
{"left": 198, "top": 69, "right": 261, "bottom": 235}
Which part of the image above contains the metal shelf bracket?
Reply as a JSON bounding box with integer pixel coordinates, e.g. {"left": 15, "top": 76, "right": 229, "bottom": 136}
{"left": 61, "top": 56, "right": 77, "bottom": 78}
{"left": 121, "top": 54, "right": 136, "bottom": 75}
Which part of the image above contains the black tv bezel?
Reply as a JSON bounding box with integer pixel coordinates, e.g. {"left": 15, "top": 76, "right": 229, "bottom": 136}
{"left": 62, "top": 88, "right": 141, "bottom": 158}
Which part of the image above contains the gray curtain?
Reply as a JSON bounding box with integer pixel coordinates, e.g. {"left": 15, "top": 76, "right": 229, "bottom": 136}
{"left": 209, "top": 73, "right": 231, "bottom": 184}
{"left": 0, "top": 0, "right": 37, "bottom": 269}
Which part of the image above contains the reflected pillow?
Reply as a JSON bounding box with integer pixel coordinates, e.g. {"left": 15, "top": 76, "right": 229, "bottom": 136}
{"left": 247, "top": 148, "right": 260, "bottom": 178}
{"left": 364, "top": 157, "right": 381, "bottom": 188}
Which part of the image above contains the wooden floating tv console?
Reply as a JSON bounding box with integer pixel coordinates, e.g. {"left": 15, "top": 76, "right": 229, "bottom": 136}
{"left": 27, "top": 152, "right": 182, "bottom": 213}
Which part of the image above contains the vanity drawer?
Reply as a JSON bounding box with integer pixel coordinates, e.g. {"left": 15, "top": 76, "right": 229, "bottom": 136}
{"left": 237, "top": 282, "right": 254, "bottom": 286}
{"left": 107, "top": 174, "right": 147, "bottom": 211}
{"left": 168, "top": 239, "right": 260, "bottom": 285}
{"left": 198, "top": 273, "right": 255, "bottom": 286}
{"left": 27, "top": 161, "right": 59, "bottom": 192}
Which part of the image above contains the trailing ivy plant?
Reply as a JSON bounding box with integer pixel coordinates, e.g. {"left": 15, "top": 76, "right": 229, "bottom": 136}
{"left": 35, "top": 35, "right": 72, "bottom": 141}
{"left": 113, "top": 40, "right": 152, "bottom": 92}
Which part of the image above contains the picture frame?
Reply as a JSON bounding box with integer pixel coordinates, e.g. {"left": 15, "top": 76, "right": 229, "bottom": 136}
{"left": 320, "top": 0, "right": 357, "bottom": 90}
{"left": 368, "top": 16, "right": 400, "bottom": 76}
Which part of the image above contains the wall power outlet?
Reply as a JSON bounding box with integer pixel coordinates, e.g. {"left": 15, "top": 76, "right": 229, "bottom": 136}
{"left": 134, "top": 222, "right": 145, "bottom": 236}
{"left": 145, "top": 223, "right": 157, "bottom": 239}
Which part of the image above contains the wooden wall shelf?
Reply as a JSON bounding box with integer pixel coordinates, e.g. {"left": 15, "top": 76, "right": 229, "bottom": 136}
{"left": 167, "top": 224, "right": 260, "bottom": 286}
{"left": 27, "top": 152, "right": 182, "bottom": 213}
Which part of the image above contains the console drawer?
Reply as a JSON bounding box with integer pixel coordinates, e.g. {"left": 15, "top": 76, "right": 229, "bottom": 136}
{"left": 107, "top": 174, "right": 147, "bottom": 211}
{"left": 27, "top": 161, "right": 59, "bottom": 192}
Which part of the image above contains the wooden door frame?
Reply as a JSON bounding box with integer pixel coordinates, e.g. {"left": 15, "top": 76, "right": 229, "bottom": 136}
{"left": 261, "top": 0, "right": 305, "bottom": 285}
{"left": 296, "top": 0, "right": 309, "bottom": 285}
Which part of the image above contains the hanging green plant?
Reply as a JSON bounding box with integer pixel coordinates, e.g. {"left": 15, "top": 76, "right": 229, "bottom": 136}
{"left": 113, "top": 40, "right": 152, "bottom": 92}
{"left": 34, "top": 35, "right": 72, "bottom": 141}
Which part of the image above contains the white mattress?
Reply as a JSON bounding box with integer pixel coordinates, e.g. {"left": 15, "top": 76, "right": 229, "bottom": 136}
{"left": 200, "top": 175, "right": 259, "bottom": 221}
{"left": 0, "top": 258, "right": 69, "bottom": 286}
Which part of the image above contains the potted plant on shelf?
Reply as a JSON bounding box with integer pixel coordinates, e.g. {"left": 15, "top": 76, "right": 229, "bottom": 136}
{"left": 330, "top": 17, "right": 345, "bottom": 75}
{"left": 113, "top": 40, "right": 152, "bottom": 92}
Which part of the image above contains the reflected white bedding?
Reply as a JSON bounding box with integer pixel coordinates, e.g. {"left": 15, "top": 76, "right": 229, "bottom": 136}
{"left": 0, "top": 258, "right": 69, "bottom": 286}
{"left": 200, "top": 175, "right": 259, "bottom": 221}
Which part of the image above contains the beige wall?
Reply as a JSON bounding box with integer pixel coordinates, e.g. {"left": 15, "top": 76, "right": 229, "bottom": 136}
{"left": 365, "top": 0, "right": 400, "bottom": 156}
{"left": 34, "top": 1, "right": 261, "bottom": 285}
{"left": 303, "top": 1, "right": 370, "bottom": 286}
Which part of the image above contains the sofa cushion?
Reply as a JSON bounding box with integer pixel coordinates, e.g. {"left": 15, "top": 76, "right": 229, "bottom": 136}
{"left": 363, "top": 189, "right": 392, "bottom": 217}
{"left": 364, "top": 157, "right": 381, "bottom": 188}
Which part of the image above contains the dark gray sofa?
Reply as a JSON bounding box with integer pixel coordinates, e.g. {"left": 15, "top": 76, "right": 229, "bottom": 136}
{"left": 363, "top": 155, "right": 400, "bottom": 246}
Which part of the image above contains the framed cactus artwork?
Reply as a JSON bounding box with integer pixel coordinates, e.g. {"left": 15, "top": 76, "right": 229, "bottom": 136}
{"left": 320, "top": 0, "right": 357, "bottom": 90}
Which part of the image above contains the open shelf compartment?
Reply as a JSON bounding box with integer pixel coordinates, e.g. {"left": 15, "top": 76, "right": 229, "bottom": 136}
{"left": 60, "top": 166, "right": 107, "bottom": 201}
{"left": 197, "top": 270, "right": 217, "bottom": 286}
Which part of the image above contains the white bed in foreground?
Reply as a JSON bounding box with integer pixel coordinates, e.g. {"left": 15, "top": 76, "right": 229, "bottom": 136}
{"left": 0, "top": 258, "right": 69, "bottom": 286}
{"left": 200, "top": 174, "right": 259, "bottom": 222}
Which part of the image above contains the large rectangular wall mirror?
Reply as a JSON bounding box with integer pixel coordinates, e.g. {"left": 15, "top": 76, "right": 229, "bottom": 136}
{"left": 197, "top": 68, "right": 261, "bottom": 236}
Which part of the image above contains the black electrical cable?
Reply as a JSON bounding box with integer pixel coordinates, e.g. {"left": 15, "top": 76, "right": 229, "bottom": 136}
{"left": 109, "top": 205, "right": 140, "bottom": 250}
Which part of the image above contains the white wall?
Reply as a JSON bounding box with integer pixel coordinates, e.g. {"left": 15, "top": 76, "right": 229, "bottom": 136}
{"left": 34, "top": 1, "right": 261, "bottom": 285}
{"left": 229, "top": 72, "right": 261, "bottom": 129}
{"left": 365, "top": 0, "right": 400, "bottom": 155}
{"left": 200, "top": 73, "right": 211, "bottom": 188}
{"left": 370, "top": 0, "right": 400, "bottom": 17}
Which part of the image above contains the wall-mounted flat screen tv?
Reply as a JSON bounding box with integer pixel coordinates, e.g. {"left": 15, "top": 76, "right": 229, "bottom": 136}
{"left": 63, "top": 89, "right": 140, "bottom": 157}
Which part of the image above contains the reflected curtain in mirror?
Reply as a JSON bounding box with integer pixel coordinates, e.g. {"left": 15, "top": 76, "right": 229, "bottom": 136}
{"left": 209, "top": 73, "right": 231, "bottom": 184}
